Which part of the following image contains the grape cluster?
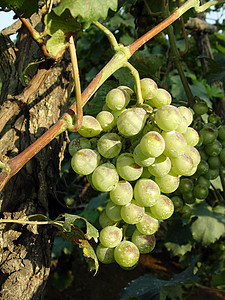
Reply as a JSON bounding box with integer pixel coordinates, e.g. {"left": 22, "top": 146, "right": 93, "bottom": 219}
{"left": 69, "top": 78, "right": 201, "bottom": 269}
{"left": 171, "top": 100, "right": 225, "bottom": 218}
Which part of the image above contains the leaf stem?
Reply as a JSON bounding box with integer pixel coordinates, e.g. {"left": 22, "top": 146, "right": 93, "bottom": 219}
{"left": 93, "top": 21, "right": 120, "bottom": 51}
{"left": 196, "top": 0, "right": 225, "bottom": 13}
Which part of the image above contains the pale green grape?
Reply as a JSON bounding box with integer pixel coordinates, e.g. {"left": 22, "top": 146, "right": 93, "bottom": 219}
{"left": 97, "top": 133, "right": 122, "bottom": 158}
{"left": 176, "top": 115, "right": 189, "bottom": 134}
{"left": 117, "top": 107, "right": 147, "bottom": 137}
{"left": 150, "top": 195, "right": 174, "bottom": 220}
{"left": 105, "top": 200, "right": 122, "bottom": 222}
{"left": 99, "top": 226, "right": 122, "bottom": 248}
{"left": 162, "top": 131, "right": 187, "bottom": 158}
{"left": 138, "top": 78, "right": 158, "bottom": 100}
{"left": 96, "top": 111, "right": 116, "bottom": 132}
{"left": 78, "top": 115, "right": 102, "bottom": 137}
{"left": 178, "top": 106, "right": 193, "bottom": 126}
{"left": 114, "top": 241, "right": 140, "bottom": 268}
{"left": 99, "top": 210, "right": 116, "bottom": 228}
{"left": 187, "top": 145, "right": 201, "bottom": 167}
{"left": 110, "top": 181, "right": 133, "bottom": 205}
{"left": 96, "top": 243, "right": 115, "bottom": 264}
{"left": 155, "top": 105, "right": 182, "bottom": 131}
{"left": 154, "top": 171, "right": 180, "bottom": 193}
{"left": 139, "top": 131, "right": 165, "bottom": 157}
{"left": 120, "top": 201, "right": 145, "bottom": 224}
{"left": 149, "top": 88, "right": 172, "bottom": 107}
{"left": 131, "top": 230, "right": 156, "bottom": 254}
{"left": 171, "top": 153, "right": 194, "bottom": 176}
{"left": 92, "top": 163, "right": 119, "bottom": 192}
{"left": 136, "top": 212, "right": 159, "bottom": 235}
{"left": 118, "top": 85, "right": 133, "bottom": 106}
{"left": 148, "top": 154, "right": 171, "bottom": 177}
{"left": 116, "top": 153, "right": 143, "bottom": 181}
{"left": 71, "top": 149, "right": 100, "bottom": 175}
{"left": 134, "top": 178, "right": 160, "bottom": 207}
{"left": 183, "top": 127, "right": 200, "bottom": 146}
{"left": 106, "top": 88, "right": 127, "bottom": 111}
{"left": 133, "top": 144, "right": 155, "bottom": 167}
{"left": 68, "top": 137, "right": 91, "bottom": 157}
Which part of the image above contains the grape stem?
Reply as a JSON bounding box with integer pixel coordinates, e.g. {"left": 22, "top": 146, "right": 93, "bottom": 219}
{"left": 93, "top": 21, "right": 120, "bottom": 51}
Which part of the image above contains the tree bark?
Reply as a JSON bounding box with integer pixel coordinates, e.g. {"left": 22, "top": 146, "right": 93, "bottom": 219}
{"left": 0, "top": 10, "right": 74, "bottom": 300}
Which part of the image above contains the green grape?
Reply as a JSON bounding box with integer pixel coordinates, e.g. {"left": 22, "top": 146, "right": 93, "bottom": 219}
{"left": 171, "top": 196, "right": 183, "bottom": 212}
{"left": 97, "top": 133, "right": 122, "bottom": 159}
{"left": 139, "top": 131, "right": 165, "bottom": 157}
{"left": 204, "top": 168, "right": 219, "bottom": 180}
{"left": 78, "top": 115, "right": 102, "bottom": 137}
{"left": 162, "top": 131, "right": 187, "bottom": 158}
{"left": 68, "top": 137, "right": 91, "bottom": 157}
{"left": 198, "top": 148, "right": 209, "bottom": 161}
{"left": 150, "top": 88, "right": 172, "bottom": 107}
{"left": 208, "top": 156, "right": 221, "bottom": 169}
{"left": 99, "top": 211, "right": 116, "bottom": 228}
{"left": 117, "top": 107, "right": 147, "bottom": 137}
{"left": 131, "top": 230, "right": 156, "bottom": 254}
{"left": 176, "top": 115, "right": 189, "bottom": 134}
{"left": 92, "top": 163, "right": 119, "bottom": 192}
{"left": 220, "top": 148, "right": 225, "bottom": 166}
{"left": 134, "top": 178, "right": 160, "bottom": 207}
{"left": 193, "top": 184, "right": 209, "bottom": 199}
{"left": 178, "top": 178, "right": 193, "bottom": 193}
{"left": 116, "top": 153, "right": 143, "bottom": 181}
{"left": 197, "top": 176, "right": 210, "bottom": 188}
{"left": 150, "top": 195, "right": 174, "bottom": 220}
{"left": 218, "top": 125, "right": 225, "bottom": 141}
{"left": 148, "top": 154, "right": 171, "bottom": 177}
{"left": 200, "top": 125, "right": 218, "bottom": 145}
{"left": 171, "top": 153, "right": 194, "bottom": 176}
{"left": 204, "top": 139, "right": 222, "bottom": 157}
{"left": 138, "top": 78, "right": 158, "bottom": 100}
{"left": 193, "top": 100, "right": 208, "bottom": 115}
{"left": 118, "top": 85, "right": 133, "bottom": 106}
{"left": 71, "top": 149, "right": 100, "bottom": 175}
{"left": 133, "top": 144, "right": 155, "bottom": 167}
{"left": 99, "top": 226, "right": 123, "bottom": 248}
{"left": 180, "top": 205, "right": 192, "bottom": 219}
{"left": 187, "top": 146, "right": 201, "bottom": 167}
{"left": 196, "top": 160, "right": 209, "bottom": 176}
{"left": 96, "top": 243, "right": 115, "bottom": 264}
{"left": 114, "top": 241, "right": 140, "bottom": 268}
{"left": 183, "top": 127, "right": 200, "bottom": 146}
{"left": 106, "top": 88, "right": 127, "bottom": 111}
{"left": 154, "top": 171, "right": 180, "bottom": 194}
{"left": 120, "top": 201, "right": 145, "bottom": 224}
{"left": 110, "top": 181, "right": 133, "bottom": 205}
{"left": 182, "top": 191, "right": 196, "bottom": 204}
{"left": 155, "top": 105, "right": 182, "bottom": 131}
{"left": 136, "top": 212, "right": 159, "bottom": 235}
{"left": 96, "top": 111, "right": 116, "bottom": 132}
{"left": 106, "top": 200, "right": 122, "bottom": 222}
{"left": 208, "top": 113, "right": 221, "bottom": 126}
{"left": 178, "top": 106, "right": 193, "bottom": 126}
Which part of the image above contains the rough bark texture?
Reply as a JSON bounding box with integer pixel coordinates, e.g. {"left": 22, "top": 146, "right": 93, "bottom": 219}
{"left": 0, "top": 10, "right": 74, "bottom": 300}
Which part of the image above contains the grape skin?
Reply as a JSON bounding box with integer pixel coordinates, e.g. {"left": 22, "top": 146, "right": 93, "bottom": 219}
{"left": 78, "top": 115, "right": 102, "bottom": 137}
{"left": 116, "top": 153, "right": 143, "bottom": 181}
{"left": 99, "top": 226, "right": 123, "bottom": 248}
{"left": 120, "top": 201, "right": 145, "bottom": 224}
{"left": 155, "top": 105, "right": 182, "bottom": 131}
{"left": 150, "top": 195, "right": 174, "bottom": 220}
{"left": 139, "top": 131, "right": 165, "bottom": 158}
{"left": 97, "top": 133, "right": 122, "bottom": 158}
{"left": 92, "top": 163, "right": 119, "bottom": 192}
{"left": 131, "top": 229, "right": 156, "bottom": 254}
{"left": 114, "top": 241, "right": 140, "bottom": 268}
{"left": 136, "top": 212, "right": 159, "bottom": 235}
{"left": 148, "top": 154, "right": 171, "bottom": 177}
{"left": 71, "top": 149, "right": 100, "bottom": 175}
{"left": 96, "top": 243, "right": 115, "bottom": 264}
{"left": 154, "top": 171, "right": 180, "bottom": 194}
{"left": 68, "top": 137, "right": 91, "bottom": 157}
{"left": 110, "top": 181, "right": 133, "bottom": 205}
{"left": 134, "top": 178, "right": 160, "bottom": 207}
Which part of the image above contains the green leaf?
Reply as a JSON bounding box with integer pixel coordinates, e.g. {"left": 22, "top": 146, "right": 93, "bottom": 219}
{"left": 0, "top": 0, "right": 38, "bottom": 17}
{"left": 113, "top": 67, "right": 135, "bottom": 89}
{"left": 211, "top": 270, "right": 225, "bottom": 288}
{"left": 53, "top": 0, "right": 118, "bottom": 29}
{"left": 191, "top": 202, "right": 225, "bottom": 246}
{"left": 160, "top": 285, "right": 183, "bottom": 300}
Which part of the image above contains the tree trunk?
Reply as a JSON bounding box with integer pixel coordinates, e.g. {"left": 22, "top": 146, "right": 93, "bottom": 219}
{"left": 0, "top": 11, "right": 74, "bottom": 300}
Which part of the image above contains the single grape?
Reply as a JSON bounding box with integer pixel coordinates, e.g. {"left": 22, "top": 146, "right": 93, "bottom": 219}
{"left": 92, "top": 163, "right": 119, "bottom": 192}
{"left": 97, "top": 133, "right": 122, "bottom": 158}
{"left": 78, "top": 115, "right": 102, "bottom": 137}
{"left": 196, "top": 176, "right": 210, "bottom": 189}
{"left": 96, "top": 111, "right": 116, "bottom": 132}
{"left": 96, "top": 243, "right": 115, "bottom": 264}
{"left": 171, "top": 196, "right": 183, "bottom": 212}
{"left": 71, "top": 149, "right": 100, "bottom": 175}
{"left": 154, "top": 171, "right": 180, "bottom": 194}
{"left": 137, "top": 78, "right": 158, "bottom": 100}
{"left": 136, "top": 212, "right": 159, "bottom": 235}
{"left": 118, "top": 85, "right": 133, "bottom": 106}
{"left": 150, "top": 88, "right": 172, "bottom": 107}
{"left": 114, "top": 241, "right": 140, "bottom": 268}
{"left": 208, "top": 156, "right": 221, "bottom": 169}
{"left": 106, "top": 200, "right": 122, "bottom": 222}
{"left": 196, "top": 160, "right": 209, "bottom": 176}
{"left": 182, "top": 191, "right": 196, "bottom": 204}
{"left": 99, "top": 226, "right": 123, "bottom": 248}
{"left": 208, "top": 113, "right": 221, "bottom": 126}
{"left": 117, "top": 107, "right": 147, "bottom": 137}
{"left": 178, "top": 106, "right": 193, "bottom": 126}
{"left": 193, "top": 184, "right": 209, "bottom": 199}
{"left": 176, "top": 115, "right": 189, "bottom": 134}
{"left": 133, "top": 144, "right": 155, "bottom": 167}
{"left": 139, "top": 131, "right": 165, "bottom": 157}
{"left": 178, "top": 178, "right": 194, "bottom": 193}
{"left": 99, "top": 210, "right": 116, "bottom": 228}
{"left": 155, "top": 105, "right": 182, "bottom": 131}
{"left": 116, "top": 153, "right": 143, "bottom": 181}
{"left": 198, "top": 148, "right": 209, "bottom": 161}
{"left": 68, "top": 137, "right": 91, "bottom": 157}
{"left": 218, "top": 125, "right": 225, "bottom": 141}
{"left": 110, "top": 181, "right": 133, "bottom": 205}
{"left": 180, "top": 205, "right": 192, "bottom": 219}
{"left": 193, "top": 100, "right": 208, "bottom": 115}
{"left": 220, "top": 148, "right": 225, "bottom": 166}
{"left": 150, "top": 195, "right": 174, "bottom": 220}
{"left": 162, "top": 131, "right": 187, "bottom": 158}
{"left": 183, "top": 127, "right": 200, "bottom": 146}
{"left": 131, "top": 230, "right": 156, "bottom": 254}
{"left": 200, "top": 125, "right": 218, "bottom": 145}
{"left": 187, "top": 146, "right": 201, "bottom": 167}
{"left": 204, "top": 168, "right": 219, "bottom": 180}
{"left": 106, "top": 88, "right": 127, "bottom": 111}
{"left": 204, "top": 139, "right": 222, "bottom": 157}
{"left": 134, "top": 178, "right": 160, "bottom": 207}
{"left": 120, "top": 201, "right": 145, "bottom": 224}
{"left": 171, "top": 153, "right": 194, "bottom": 176}
{"left": 148, "top": 154, "right": 171, "bottom": 177}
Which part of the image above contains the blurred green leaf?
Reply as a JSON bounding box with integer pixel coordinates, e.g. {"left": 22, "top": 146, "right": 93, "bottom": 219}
{"left": 0, "top": 0, "right": 38, "bottom": 17}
